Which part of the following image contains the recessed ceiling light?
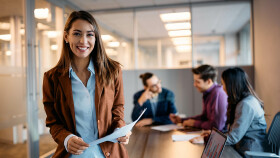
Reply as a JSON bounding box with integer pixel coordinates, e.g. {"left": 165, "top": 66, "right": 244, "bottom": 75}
{"left": 171, "top": 37, "right": 192, "bottom": 45}
{"left": 168, "top": 30, "right": 191, "bottom": 37}
{"left": 165, "top": 22, "right": 191, "bottom": 30}
{"left": 176, "top": 45, "right": 192, "bottom": 53}
{"left": 101, "top": 35, "right": 114, "bottom": 42}
{"left": 160, "top": 12, "right": 191, "bottom": 22}
{"left": 51, "top": 45, "right": 58, "bottom": 51}
{"left": 107, "top": 41, "right": 120, "bottom": 47}
{"left": 34, "top": 8, "right": 49, "bottom": 19}
{"left": 0, "top": 34, "right": 11, "bottom": 41}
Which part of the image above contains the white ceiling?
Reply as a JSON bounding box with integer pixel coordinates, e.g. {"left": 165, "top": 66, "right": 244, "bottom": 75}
{"left": 66, "top": 0, "right": 219, "bottom": 11}
{"left": 91, "top": 2, "right": 250, "bottom": 41}
{"left": 0, "top": 0, "right": 251, "bottom": 46}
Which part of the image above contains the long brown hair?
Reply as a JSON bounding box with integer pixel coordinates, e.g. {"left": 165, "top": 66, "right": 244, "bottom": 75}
{"left": 222, "top": 67, "right": 263, "bottom": 125}
{"left": 56, "top": 11, "right": 120, "bottom": 86}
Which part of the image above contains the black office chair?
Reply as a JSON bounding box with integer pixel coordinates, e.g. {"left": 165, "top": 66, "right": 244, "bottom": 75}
{"left": 245, "top": 111, "right": 280, "bottom": 157}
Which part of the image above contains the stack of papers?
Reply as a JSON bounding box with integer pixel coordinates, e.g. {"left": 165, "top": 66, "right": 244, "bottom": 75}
{"left": 172, "top": 134, "right": 201, "bottom": 142}
{"left": 151, "top": 124, "right": 184, "bottom": 132}
{"left": 172, "top": 131, "right": 204, "bottom": 144}
{"left": 89, "top": 108, "right": 147, "bottom": 146}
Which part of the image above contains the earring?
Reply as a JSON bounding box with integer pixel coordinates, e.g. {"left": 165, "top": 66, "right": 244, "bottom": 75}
{"left": 65, "top": 41, "right": 68, "bottom": 43}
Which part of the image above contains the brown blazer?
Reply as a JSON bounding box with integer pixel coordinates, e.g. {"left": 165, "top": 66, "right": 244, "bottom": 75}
{"left": 43, "top": 66, "right": 128, "bottom": 158}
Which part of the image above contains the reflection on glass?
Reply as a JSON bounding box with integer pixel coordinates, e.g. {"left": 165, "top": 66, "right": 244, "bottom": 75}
{"left": 0, "top": 0, "right": 26, "bottom": 144}
{"left": 192, "top": 2, "right": 251, "bottom": 67}
{"left": 95, "top": 12, "right": 134, "bottom": 69}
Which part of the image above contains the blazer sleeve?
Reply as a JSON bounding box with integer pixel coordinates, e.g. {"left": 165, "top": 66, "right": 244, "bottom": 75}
{"left": 111, "top": 69, "right": 126, "bottom": 129}
{"left": 131, "top": 92, "right": 146, "bottom": 121}
{"left": 226, "top": 101, "right": 255, "bottom": 145}
{"left": 43, "top": 72, "right": 72, "bottom": 145}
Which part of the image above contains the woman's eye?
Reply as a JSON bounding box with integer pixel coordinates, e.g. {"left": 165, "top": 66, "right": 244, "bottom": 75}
{"left": 88, "top": 34, "right": 94, "bottom": 37}
{"left": 73, "top": 32, "right": 81, "bottom": 36}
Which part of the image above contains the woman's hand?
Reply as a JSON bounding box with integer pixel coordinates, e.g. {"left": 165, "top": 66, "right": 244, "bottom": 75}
{"left": 189, "top": 130, "right": 211, "bottom": 144}
{"left": 67, "top": 136, "right": 89, "bottom": 155}
{"left": 117, "top": 131, "right": 132, "bottom": 145}
{"left": 189, "top": 136, "right": 204, "bottom": 144}
{"left": 201, "top": 130, "right": 211, "bottom": 137}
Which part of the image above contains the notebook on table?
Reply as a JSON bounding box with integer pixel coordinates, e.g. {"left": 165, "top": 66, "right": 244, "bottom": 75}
{"left": 201, "top": 127, "right": 227, "bottom": 158}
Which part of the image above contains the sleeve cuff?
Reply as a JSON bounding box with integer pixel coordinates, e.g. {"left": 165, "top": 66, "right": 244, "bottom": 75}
{"left": 193, "top": 120, "right": 202, "bottom": 128}
{"left": 64, "top": 134, "right": 75, "bottom": 152}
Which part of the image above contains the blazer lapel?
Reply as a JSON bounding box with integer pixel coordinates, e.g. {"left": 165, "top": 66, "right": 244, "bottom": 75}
{"left": 94, "top": 70, "right": 104, "bottom": 120}
{"left": 58, "top": 71, "right": 76, "bottom": 132}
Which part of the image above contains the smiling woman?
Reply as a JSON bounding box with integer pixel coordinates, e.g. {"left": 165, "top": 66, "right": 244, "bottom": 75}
{"left": 64, "top": 19, "right": 96, "bottom": 60}
{"left": 42, "top": 11, "right": 130, "bottom": 158}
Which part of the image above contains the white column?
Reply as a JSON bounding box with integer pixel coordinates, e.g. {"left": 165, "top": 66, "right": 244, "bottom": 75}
{"left": 24, "top": 0, "right": 39, "bottom": 157}
{"left": 157, "top": 40, "right": 162, "bottom": 68}
{"left": 10, "top": 16, "right": 22, "bottom": 67}
{"left": 133, "top": 11, "right": 138, "bottom": 69}
{"left": 219, "top": 36, "right": 225, "bottom": 66}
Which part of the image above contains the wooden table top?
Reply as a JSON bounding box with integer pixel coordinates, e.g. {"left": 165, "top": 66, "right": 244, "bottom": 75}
{"left": 125, "top": 127, "right": 242, "bottom": 158}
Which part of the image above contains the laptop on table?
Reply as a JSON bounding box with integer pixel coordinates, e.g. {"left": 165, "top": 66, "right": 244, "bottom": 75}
{"left": 201, "top": 127, "right": 227, "bottom": 158}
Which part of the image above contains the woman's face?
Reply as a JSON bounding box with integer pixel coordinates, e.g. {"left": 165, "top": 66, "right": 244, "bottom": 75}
{"left": 64, "top": 19, "right": 96, "bottom": 60}
{"left": 221, "top": 79, "right": 227, "bottom": 94}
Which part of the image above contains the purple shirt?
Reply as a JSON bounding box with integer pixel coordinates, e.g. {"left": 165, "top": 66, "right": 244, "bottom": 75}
{"left": 187, "top": 83, "right": 228, "bottom": 130}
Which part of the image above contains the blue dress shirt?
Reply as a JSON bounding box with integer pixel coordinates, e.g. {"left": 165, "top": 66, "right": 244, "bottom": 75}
{"left": 64, "top": 60, "right": 105, "bottom": 158}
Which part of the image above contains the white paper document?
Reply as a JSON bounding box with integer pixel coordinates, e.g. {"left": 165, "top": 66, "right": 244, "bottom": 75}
{"left": 151, "top": 124, "right": 184, "bottom": 132}
{"left": 172, "top": 134, "right": 201, "bottom": 142}
{"left": 89, "top": 108, "right": 147, "bottom": 146}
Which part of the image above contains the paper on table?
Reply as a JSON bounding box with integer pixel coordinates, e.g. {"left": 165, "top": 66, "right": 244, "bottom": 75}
{"left": 172, "top": 134, "right": 202, "bottom": 143}
{"left": 151, "top": 124, "right": 184, "bottom": 132}
{"left": 89, "top": 108, "right": 147, "bottom": 146}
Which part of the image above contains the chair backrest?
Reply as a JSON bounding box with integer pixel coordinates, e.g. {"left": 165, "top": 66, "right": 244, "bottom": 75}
{"left": 267, "top": 111, "right": 280, "bottom": 155}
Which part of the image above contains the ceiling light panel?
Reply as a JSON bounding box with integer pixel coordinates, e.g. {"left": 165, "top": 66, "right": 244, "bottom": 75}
{"left": 160, "top": 12, "right": 191, "bottom": 22}
{"left": 168, "top": 30, "right": 191, "bottom": 37}
{"left": 165, "top": 22, "right": 191, "bottom": 30}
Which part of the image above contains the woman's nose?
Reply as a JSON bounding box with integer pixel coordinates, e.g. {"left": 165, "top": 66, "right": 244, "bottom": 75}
{"left": 80, "top": 35, "right": 87, "bottom": 43}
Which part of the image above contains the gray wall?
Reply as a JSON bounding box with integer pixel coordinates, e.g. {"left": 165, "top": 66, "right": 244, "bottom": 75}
{"left": 122, "top": 66, "right": 254, "bottom": 123}
{"left": 253, "top": 0, "right": 280, "bottom": 127}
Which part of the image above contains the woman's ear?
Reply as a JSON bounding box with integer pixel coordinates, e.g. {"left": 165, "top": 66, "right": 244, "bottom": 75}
{"left": 64, "top": 31, "right": 69, "bottom": 43}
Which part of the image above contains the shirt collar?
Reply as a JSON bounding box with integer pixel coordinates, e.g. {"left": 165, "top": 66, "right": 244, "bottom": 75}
{"left": 203, "top": 82, "right": 217, "bottom": 94}
{"left": 87, "top": 59, "right": 95, "bottom": 75}
{"left": 68, "top": 59, "right": 95, "bottom": 78}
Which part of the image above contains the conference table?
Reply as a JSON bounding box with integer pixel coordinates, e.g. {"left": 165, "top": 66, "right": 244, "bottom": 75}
{"left": 125, "top": 126, "right": 242, "bottom": 158}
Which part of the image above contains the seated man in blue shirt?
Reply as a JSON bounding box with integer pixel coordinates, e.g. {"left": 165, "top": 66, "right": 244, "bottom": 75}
{"left": 132, "top": 72, "right": 177, "bottom": 127}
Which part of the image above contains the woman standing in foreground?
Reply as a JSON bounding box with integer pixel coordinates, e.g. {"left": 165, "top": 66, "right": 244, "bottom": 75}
{"left": 43, "top": 11, "right": 130, "bottom": 157}
{"left": 191, "top": 67, "right": 269, "bottom": 156}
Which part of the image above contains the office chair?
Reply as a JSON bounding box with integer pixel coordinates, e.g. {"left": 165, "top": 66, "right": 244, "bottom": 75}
{"left": 245, "top": 111, "right": 280, "bottom": 158}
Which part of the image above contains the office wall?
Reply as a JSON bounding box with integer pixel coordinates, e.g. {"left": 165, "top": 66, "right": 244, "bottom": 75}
{"left": 253, "top": 0, "right": 280, "bottom": 127}
{"left": 123, "top": 66, "right": 254, "bottom": 123}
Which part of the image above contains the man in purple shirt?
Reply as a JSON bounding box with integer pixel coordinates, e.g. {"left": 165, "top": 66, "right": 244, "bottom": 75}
{"left": 170, "top": 65, "right": 228, "bottom": 131}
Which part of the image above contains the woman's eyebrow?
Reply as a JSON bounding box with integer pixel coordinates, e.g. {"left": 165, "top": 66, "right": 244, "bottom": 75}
{"left": 72, "top": 29, "right": 94, "bottom": 33}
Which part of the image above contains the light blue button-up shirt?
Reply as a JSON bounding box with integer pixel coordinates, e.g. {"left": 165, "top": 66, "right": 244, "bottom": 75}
{"left": 65, "top": 60, "right": 105, "bottom": 158}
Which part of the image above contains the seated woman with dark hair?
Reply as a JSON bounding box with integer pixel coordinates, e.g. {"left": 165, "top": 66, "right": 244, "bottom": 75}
{"left": 191, "top": 67, "right": 269, "bottom": 156}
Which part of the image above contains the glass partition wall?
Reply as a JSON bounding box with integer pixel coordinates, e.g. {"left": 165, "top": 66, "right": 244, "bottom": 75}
{"left": 0, "top": 0, "right": 71, "bottom": 157}
{"left": 192, "top": 2, "right": 251, "bottom": 67}
{"left": 93, "top": 1, "right": 252, "bottom": 69}
{"left": 0, "top": 0, "right": 27, "bottom": 145}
